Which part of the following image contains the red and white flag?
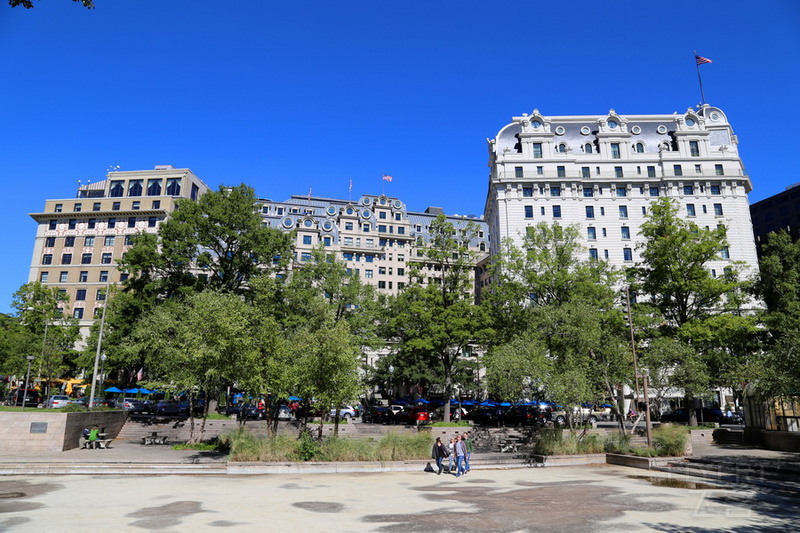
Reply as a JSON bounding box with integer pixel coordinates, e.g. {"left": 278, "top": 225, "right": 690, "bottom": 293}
{"left": 136, "top": 368, "right": 143, "bottom": 382}
{"left": 695, "top": 55, "right": 712, "bottom": 65}
{"left": 382, "top": 174, "right": 393, "bottom": 182}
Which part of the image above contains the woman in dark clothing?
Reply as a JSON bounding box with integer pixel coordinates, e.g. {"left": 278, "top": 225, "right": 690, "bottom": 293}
{"left": 431, "top": 436, "right": 449, "bottom": 475}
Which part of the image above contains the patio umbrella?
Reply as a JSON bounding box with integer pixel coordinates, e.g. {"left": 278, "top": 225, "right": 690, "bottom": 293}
{"left": 104, "top": 386, "right": 123, "bottom": 393}
{"left": 139, "top": 388, "right": 153, "bottom": 394}
{"left": 499, "top": 402, "right": 512, "bottom": 407}
{"left": 462, "top": 400, "right": 476, "bottom": 406}
{"left": 288, "top": 396, "right": 302, "bottom": 401}
{"left": 123, "top": 388, "right": 140, "bottom": 394}
{"left": 416, "top": 398, "right": 430, "bottom": 404}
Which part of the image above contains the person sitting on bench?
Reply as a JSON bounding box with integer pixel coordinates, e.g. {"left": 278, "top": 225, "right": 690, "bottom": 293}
{"left": 88, "top": 425, "right": 100, "bottom": 449}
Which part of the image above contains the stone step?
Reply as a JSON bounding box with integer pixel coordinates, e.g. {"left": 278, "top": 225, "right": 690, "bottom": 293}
{"left": 653, "top": 464, "right": 800, "bottom": 494}
{"left": 0, "top": 463, "right": 227, "bottom": 476}
{"left": 683, "top": 456, "right": 800, "bottom": 480}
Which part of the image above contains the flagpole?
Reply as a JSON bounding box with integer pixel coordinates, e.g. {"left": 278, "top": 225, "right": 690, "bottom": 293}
{"left": 694, "top": 50, "right": 707, "bottom": 105}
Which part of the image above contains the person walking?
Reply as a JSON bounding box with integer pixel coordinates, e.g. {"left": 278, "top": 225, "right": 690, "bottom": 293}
{"left": 431, "top": 437, "right": 448, "bottom": 475}
{"left": 447, "top": 437, "right": 456, "bottom": 472}
{"left": 464, "top": 431, "right": 473, "bottom": 473}
{"left": 455, "top": 435, "right": 467, "bottom": 477}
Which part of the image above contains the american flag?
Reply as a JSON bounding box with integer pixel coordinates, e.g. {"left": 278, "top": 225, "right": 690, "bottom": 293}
{"left": 695, "top": 55, "right": 712, "bottom": 65}
{"left": 382, "top": 174, "right": 393, "bottom": 182}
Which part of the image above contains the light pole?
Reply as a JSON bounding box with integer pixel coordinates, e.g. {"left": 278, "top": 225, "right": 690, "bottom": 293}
{"left": 89, "top": 267, "right": 114, "bottom": 410}
{"left": 99, "top": 353, "right": 107, "bottom": 398}
{"left": 21, "top": 355, "right": 35, "bottom": 411}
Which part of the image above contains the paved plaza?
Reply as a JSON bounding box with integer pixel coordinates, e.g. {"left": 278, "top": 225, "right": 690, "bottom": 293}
{"left": 2, "top": 462, "right": 797, "bottom": 532}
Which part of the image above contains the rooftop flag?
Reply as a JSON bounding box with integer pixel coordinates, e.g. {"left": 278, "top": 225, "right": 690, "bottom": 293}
{"left": 695, "top": 55, "right": 712, "bottom": 65}
{"left": 382, "top": 174, "right": 393, "bottom": 182}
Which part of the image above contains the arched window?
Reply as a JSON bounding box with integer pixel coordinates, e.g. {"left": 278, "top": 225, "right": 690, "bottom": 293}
{"left": 479, "top": 242, "right": 486, "bottom": 252}
{"left": 635, "top": 142, "right": 644, "bottom": 153}
{"left": 558, "top": 143, "right": 567, "bottom": 153}
{"left": 584, "top": 143, "right": 593, "bottom": 154}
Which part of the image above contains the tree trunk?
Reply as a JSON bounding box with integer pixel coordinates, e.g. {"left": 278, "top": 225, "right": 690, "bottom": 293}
{"left": 198, "top": 388, "right": 210, "bottom": 442}
{"left": 187, "top": 389, "right": 197, "bottom": 444}
{"left": 687, "top": 394, "right": 698, "bottom": 426}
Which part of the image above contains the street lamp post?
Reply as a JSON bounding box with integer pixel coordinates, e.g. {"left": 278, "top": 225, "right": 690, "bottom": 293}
{"left": 21, "top": 355, "right": 35, "bottom": 411}
{"left": 99, "top": 353, "right": 107, "bottom": 397}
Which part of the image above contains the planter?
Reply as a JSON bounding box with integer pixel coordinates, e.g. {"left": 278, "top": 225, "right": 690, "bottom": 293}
{"left": 605, "top": 453, "right": 682, "bottom": 469}
{"left": 532, "top": 453, "right": 606, "bottom": 467}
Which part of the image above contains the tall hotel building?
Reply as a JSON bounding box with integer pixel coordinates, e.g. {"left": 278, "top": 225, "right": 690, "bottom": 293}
{"left": 259, "top": 194, "right": 489, "bottom": 296}
{"left": 28, "top": 166, "right": 210, "bottom": 336}
{"left": 484, "top": 105, "right": 759, "bottom": 279}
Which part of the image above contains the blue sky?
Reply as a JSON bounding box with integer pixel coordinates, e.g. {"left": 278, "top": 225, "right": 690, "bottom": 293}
{"left": 2, "top": 0, "right": 799, "bottom": 313}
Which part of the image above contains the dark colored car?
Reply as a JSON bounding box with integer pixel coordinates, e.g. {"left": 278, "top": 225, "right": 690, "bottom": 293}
{"left": 361, "top": 405, "right": 389, "bottom": 424}
{"left": 394, "top": 406, "right": 430, "bottom": 425}
{"left": 113, "top": 397, "right": 150, "bottom": 414}
{"left": 226, "top": 403, "right": 262, "bottom": 420}
{"left": 466, "top": 406, "right": 504, "bottom": 426}
{"left": 6, "top": 388, "right": 40, "bottom": 407}
{"left": 660, "top": 407, "right": 724, "bottom": 424}
{"left": 504, "top": 405, "right": 551, "bottom": 427}
{"left": 74, "top": 397, "right": 109, "bottom": 408}
{"left": 152, "top": 400, "right": 183, "bottom": 417}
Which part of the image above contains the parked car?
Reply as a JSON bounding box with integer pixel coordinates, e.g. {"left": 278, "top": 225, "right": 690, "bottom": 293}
{"left": 551, "top": 405, "right": 602, "bottom": 425}
{"left": 430, "top": 406, "right": 468, "bottom": 422}
{"left": 504, "top": 404, "right": 551, "bottom": 427}
{"left": 466, "top": 406, "right": 504, "bottom": 426}
{"left": 660, "top": 407, "right": 724, "bottom": 424}
{"left": 47, "top": 395, "right": 74, "bottom": 408}
{"left": 114, "top": 397, "right": 150, "bottom": 414}
{"left": 5, "top": 388, "right": 40, "bottom": 407}
{"left": 152, "top": 400, "right": 183, "bottom": 417}
{"left": 394, "top": 406, "right": 430, "bottom": 425}
{"left": 277, "top": 405, "right": 294, "bottom": 421}
{"left": 329, "top": 405, "right": 360, "bottom": 420}
{"left": 74, "top": 396, "right": 108, "bottom": 408}
{"left": 225, "top": 403, "right": 262, "bottom": 420}
{"left": 361, "top": 405, "right": 389, "bottom": 424}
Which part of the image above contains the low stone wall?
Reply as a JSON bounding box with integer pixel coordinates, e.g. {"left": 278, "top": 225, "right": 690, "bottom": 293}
{"left": 0, "top": 411, "right": 127, "bottom": 453}
{"left": 606, "top": 453, "right": 681, "bottom": 470}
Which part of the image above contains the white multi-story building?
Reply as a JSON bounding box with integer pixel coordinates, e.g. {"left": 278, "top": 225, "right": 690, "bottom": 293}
{"left": 484, "top": 105, "right": 758, "bottom": 278}
{"left": 258, "top": 194, "right": 489, "bottom": 296}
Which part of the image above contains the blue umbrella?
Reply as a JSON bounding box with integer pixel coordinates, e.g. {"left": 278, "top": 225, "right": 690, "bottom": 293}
{"left": 499, "top": 402, "right": 512, "bottom": 407}
{"left": 288, "top": 396, "right": 302, "bottom": 401}
{"left": 104, "top": 386, "right": 123, "bottom": 393}
{"left": 123, "top": 388, "right": 140, "bottom": 394}
{"left": 416, "top": 398, "right": 430, "bottom": 404}
{"left": 462, "top": 400, "right": 476, "bottom": 406}
{"left": 449, "top": 399, "right": 460, "bottom": 405}
{"left": 139, "top": 388, "right": 153, "bottom": 394}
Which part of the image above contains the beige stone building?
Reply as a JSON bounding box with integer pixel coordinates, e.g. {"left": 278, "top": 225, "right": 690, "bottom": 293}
{"left": 28, "top": 165, "right": 210, "bottom": 336}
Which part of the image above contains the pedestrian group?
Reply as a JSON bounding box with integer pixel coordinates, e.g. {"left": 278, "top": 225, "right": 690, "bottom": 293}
{"left": 431, "top": 432, "right": 473, "bottom": 477}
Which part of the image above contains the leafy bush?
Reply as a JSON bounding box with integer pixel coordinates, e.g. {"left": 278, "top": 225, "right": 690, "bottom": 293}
{"left": 632, "top": 446, "right": 658, "bottom": 457}
{"left": 534, "top": 429, "right": 605, "bottom": 455}
{"left": 653, "top": 424, "right": 688, "bottom": 456}
{"left": 429, "top": 421, "right": 471, "bottom": 428}
{"left": 172, "top": 442, "right": 219, "bottom": 451}
{"left": 604, "top": 431, "right": 632, "bottom": 454}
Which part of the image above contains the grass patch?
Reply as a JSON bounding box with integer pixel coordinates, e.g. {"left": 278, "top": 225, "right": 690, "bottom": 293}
{"left": 653, "top": 424, "right": 689, "bottom": 456}
{"left": 429, "top": 421, "right": 471, "bottom": 427}
{"left": 219, "top": 428, "right": 431, "bottom": 462}
{"left": 171, "top": 442, "right": 219, "bottom": 451}
{"left": 533, "top": 429, "right": 605, "bottom": 455}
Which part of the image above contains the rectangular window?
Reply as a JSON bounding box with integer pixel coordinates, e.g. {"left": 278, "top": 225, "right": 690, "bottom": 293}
{"left": 96, "top": 289, "right": 106, "bottom": 301}
{"left": 55, "top": 203, "right": 63, "bottom": 213}
{"left": 623, "top": 248, "right": 633, "bottom": 262}
{"left": 148, "top": 217, "right": 157, "bottom": 228}
{"left": 702, "top": 205, "right": 707, "bottom": 214}
{"left": 689, "top": 141, "right": 700, "bottom": 157}
{"left": 363, "top": 223, "right": 370, "bottom": 232}
{"left": 104, "top": 236, "right": 115, "bottom": 246}
{"left": 64, "top": 236, "right": 75, "bottom": 247}
{"left": 647, "top": 166, "right": 656, "bottom": 177}
{"left": 616, "top": 186, "right": 627, "bottom": 197}
{"left": 99, "top": 271, "right": 109, "bottom": 283}
{"left": 604, "top": 250, "right": 609, "bottom": 259}
{"left": 397, "top": 227, "right": 405, "bottom": 235}
{"left": 540, "top": 206, "right": 545, "bottom": 216}
{"left": 73, "top": 308, "right": 84, "bottom": 319}
{"left": 378, "top": 281, "right": 386, "bottom": 289}
{"left": 344, "top": 237, "right": 353, "bottom": 246}
{"left": 533, "top": 143, "right": 542, "bottom": 158}
{"left": 642, "top": 206, "right": 647, "bottom": 215}
{"left": 323, "top": 236, "right": 331, "bottom": 246}
{"left": 521, "top": 187, "right": 533, "bottom": 197}
{"left": 550, "top": 186, "right": 561, "bottom": 197}
{"left": 674, "top": 165, "right": 683, "bottom": 176}
{"left": 79, "top": 271, "right": 88, "bottom": 282}
{"left": 587, "top": 227, "right": 596, "bottom": 240}
{"left": 132, "top": 201, "right": 140, "bottom": 210}
{"left": 45, "top": 236, "right": 56, "bottom": 247}
{"left": 378, "top": 225, "right": 387, "bottom": 232}
{"left": 715, "top": 164, "right": 724, "bottom": 176}
{"left": 536, "top": 166, "right": 544, "bottom": 175}
{"left": 40, "top": 272, "right": 49, "bottom": 283}
{"left": 345, "top": 222, "right": 354, "bottom": 230}
{"left": 93, "top": 202, "right": 101, "bottom": 211}
{"left": 84, "top": 236, "right": 95, "bottom": 247}
{"left": 75, "top": 289, "right": 87, "bottom": 301}
{"left": 600, "top": 207, "right": 605, "bottom": 216}
{"left": 552, "top": 205, "right": 561, "bottom": 218}
{"left": 615, "top": 167, "right": 623, "bottom": 178}
{"left": 710, "top": 185, "right": 721, "bottom": 195}
{"left": 87, "top": 219, "right": 96, "bottom": 229}
{"left": 300, "top": 252, "right": 312, "bottom": 262}
{"left": 649, "top": 186, "right": 660, "bottom": 197}
{"left": 687, "top": 204, "right": 696, "bottom": 217}
{"left": 589, "top": 248, "right": 598, "bottom": 260}
{"left": 684, "top": 185, "right": 694, "bottom": 195}
{"left": 107, "top": 218, "right": 116, "bottom": 228}
{"left": 585, "top": 206, "right": 595, "bottom": 219}
{"left": 366, "top": 238, "right": 374, "bottom": 247}
{"left": 695, "top": 164, "right": 702, "bottom": 174}
{"left": 124, "top": 235, "right": 133, "bottom": 246}
{"left": 557, "top": 166, "right": 566, "bottom": 178}
{"left": 581, "top": 167, "right": 591, "bottom": 178}
{"left": 714, "top": 203, "right": 724, "bottom": 216}
{"left": 127, "top": 217, "right": 136, "bottom": 228}
{"left": 515, "top": 166, "right": 523, "bottom": 178}
{"left": 611, "top": 143, "right": 621, "bottom": 159}
{"left": 395, "top": 213, "right": 401, "bottom": 221}
{"left": 60, "top": 271, "right": 68, "bottom": 283}
{"left": 365, "top": 269, "right": 373, "bottom": 279}
{"left": 112, "top": 202, "right": 121, "bottom": 211}
{"left": 619, "top": 206, "right": 628, "bottom": 218}
{"left": 49, "top": 220, "right": 58, "bottom": 230}
{"left": 621, "top": 227, "right": 630, "bottom": 239}
{"left": 378, "top": 267, "right": 386, "bottom": 275}
{"left": 80, "top": 253, "right": 91, "bottom": 264}
{"left": 365, "top": 255, "right": 374, "bottom": 263}
{"left": 302, "top": 235, "right": 312, "bottom": 245}
{"left": 152, "top": 200, "right": 161, "bottom": 209}
{"left": 74, "top": 203, "right": 82, "bottom": 212}
{"left": 101, "top": 253, "right": 112, "bottom": 264}
{"left": 62, "top": 253, "right": 73, "bottom": 264}
{"left": 379, "top": 212, "right": 387, "bottom": 220}
{"left": 68, "top": 219, "right": 76, "bottom": 230}
{"left": 583, "top": 187, "right": 593, "bottom": 198}
{"left": 720, "top": 247, "right": 730, "bottom": 259}
{"left": 522, "top": 205, "right": 533, "bottom": 219}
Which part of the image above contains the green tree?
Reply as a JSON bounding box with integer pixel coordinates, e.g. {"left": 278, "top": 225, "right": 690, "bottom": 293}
{"left": 0, "top": 314, "right": 37, "bottom": 382}
{"left": 12, "top": 282, "right": 80, "bottom": 397}
{"left": 387, "top": 214, "right": 492, "bottom": 422}
{"left": 633, "top": 197, "right": 751, "bottom": 425}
